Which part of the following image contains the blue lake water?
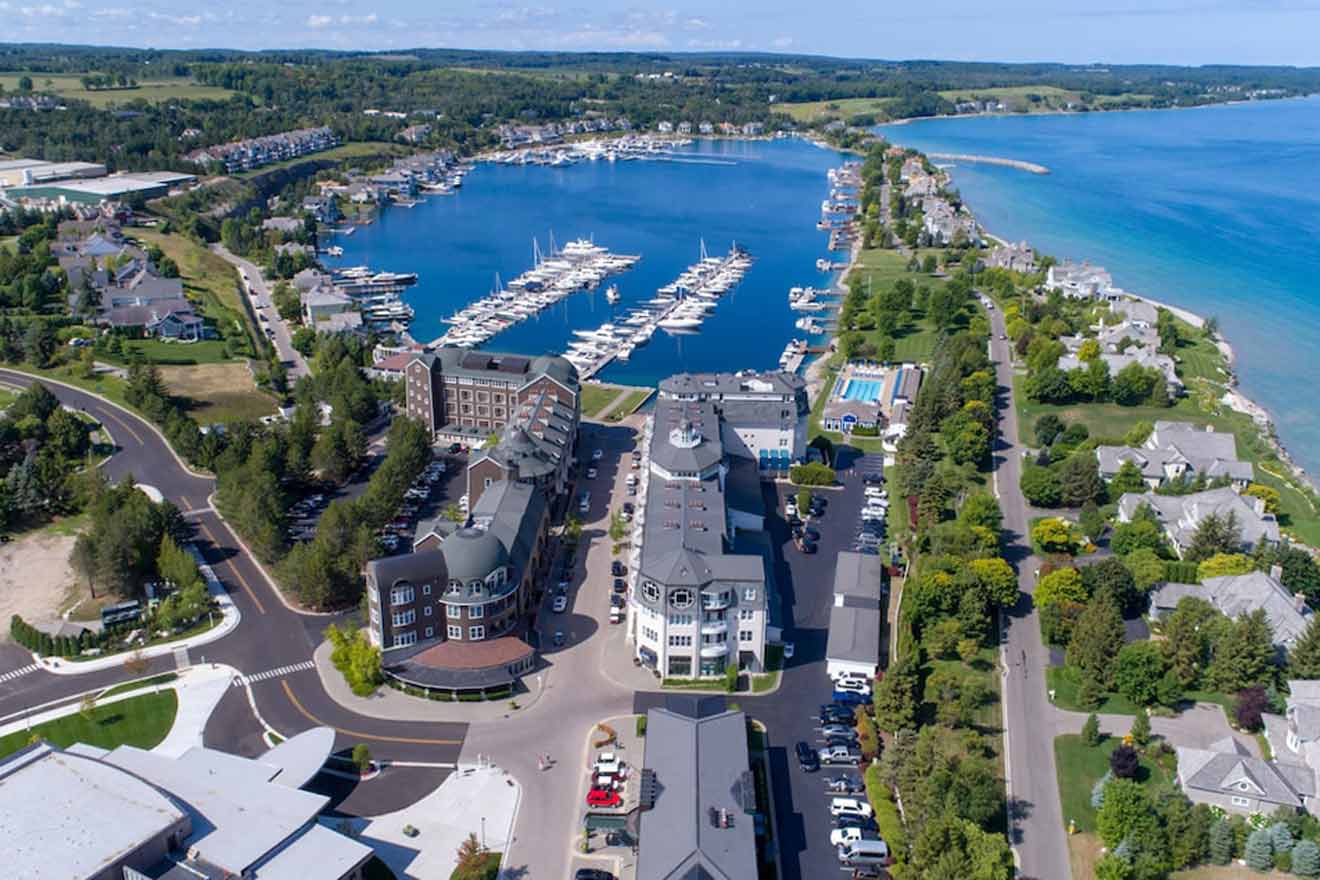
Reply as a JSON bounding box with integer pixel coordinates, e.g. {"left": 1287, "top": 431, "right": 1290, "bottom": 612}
{"left": 324, "top": 138, "right": 845, "bottom": 388}
{"left": 879, "top": 97, "right": 1320, "bottom": 474}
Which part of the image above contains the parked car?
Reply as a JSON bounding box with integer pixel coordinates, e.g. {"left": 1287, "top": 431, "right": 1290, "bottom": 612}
{"left": 552, "top": 595, "right": 568, "bottom": 613}
{"left": 609, "top": 594, "right": 626, "bottom": 608}
{"left": 831, "top": 826, "right": 880, "bottom": 848}
{"left": 782, "top": 642, "right": 795, "bottom": 660}
{"left": 820, "top": 705, "right": 856, "bottom": 725}
{"left": 784, "top": 499, "right": 798, "bottom": 517}
{"left": 835, "top": 678, "right": 872, "bottom": 696}
{"left": 586, "top": 788, "right": 622, "bottom": 808}
{"left": 821, "top": 724, "right": 858, "bottom": 740}
{"left": 795, "top": 741, "right": 820, "bottom": 772}
{"left": 622, "top": 502, "right": 635, "bottom": 515}
{"left": 611, "top": 561, "right": 626, "bottom": 577}
{"left": 802, "top": 526, "right": 821, "bottom": 542}
{"left": 832, "top": 690, "right": 869, "bottom": 707}
{"left": 824, "top": 774, "right": 865, "bottom": 794}
{"left": 831, "top": 798, "right": 874, "bottom": 819}
{"left": 819, "top": 745, "right": 862, "bottom": 766}
{"left": 579, "top": 492, "right": 591, "bottom": 513}
{"left": 552, "top": 631, "right": 566, "bottom": 647}
{"left": 613, "top": 578, "right": 627, "bottom": 593}
{"left": 864, "top": 486, "right": 886, "bottom": 498}
{"left": 825, "top": 735, "right": 859, "bottom": 750}
{"left": 575, "top": 869, "right": 616, "bottom": 880}
{"left": 591, "top": 449, "right": 604, "bottom": 461}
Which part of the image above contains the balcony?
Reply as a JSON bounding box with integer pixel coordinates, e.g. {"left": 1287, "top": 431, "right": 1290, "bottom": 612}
{"left": 700, "top": 619, "right": 728, "bottom": 636}
{"left": 701, "top": 593, "right": 733, "bottom": 611}
{"left": 700, "top": 641, "right": 729, "bottom": 658}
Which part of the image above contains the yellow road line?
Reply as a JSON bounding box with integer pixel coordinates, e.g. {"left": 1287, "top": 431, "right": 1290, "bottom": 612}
{"left": 280, "top": 682, "right": 463, "bottom": 746}
{"left": 198, "top": 521, "right": 267, "bottom": 615}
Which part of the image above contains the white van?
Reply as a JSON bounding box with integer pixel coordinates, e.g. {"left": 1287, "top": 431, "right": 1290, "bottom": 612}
{"left": 837, "top": 839, "right": 891, "bottom": 866}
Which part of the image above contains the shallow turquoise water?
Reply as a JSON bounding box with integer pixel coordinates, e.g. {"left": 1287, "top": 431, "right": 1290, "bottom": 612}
{"left": 879, "top": 97, "right": 1320, "bottom": 473}
{"left": 324, "top": 138, "right": 846, "bottom": 388}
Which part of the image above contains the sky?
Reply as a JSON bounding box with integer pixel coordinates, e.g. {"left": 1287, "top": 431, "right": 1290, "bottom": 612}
{"left": 3, "top": 0, "right": 1320, "bottom": 66}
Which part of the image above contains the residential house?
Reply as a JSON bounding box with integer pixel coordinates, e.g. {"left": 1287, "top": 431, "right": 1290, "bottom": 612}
{"left": 1264, "top": 680, "right": 1320, "bottom": 799}
{"left": 1045, "top": 261, "right": 1117, "bottom": 300}
{"left": 1096, "top": 421, "right": 1253, "bottom": 489}
{"left": 1177, "top": 737, "right": 1316, "bottom": 815}
{"left": 1057, "top": 347, "right": 1184, "bottom": 395}
{"left": 657, "top": 121, "right": 674, "bottom": 133}
{"left": 1149, "top": 566, "right": 1310, "bottom": 651}
{"left": 184, "top": 126, "right": 338, "bottom": 173}
{"left": 262, "top": 216, "right": 304, "bottom": 235}
{"left": 985, "top": 241, "right": 1037, "bottom": 274}
{"left": 1116, "top": 487, "right": 1280, "bottom": 558}
{"left": 302, "top": 195, "right": 342, "bottom": 224}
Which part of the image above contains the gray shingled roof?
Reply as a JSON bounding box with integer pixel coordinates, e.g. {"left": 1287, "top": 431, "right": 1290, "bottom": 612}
{"left": 1178, "top": 738, "right": 1315, "bottom": 808}
{"left": 1151, "top": 571, "right": 1310, "bottom": 647}
{"left": 637, "top": 702, "right": 758, "bottom": 880}
{"left": 1118, "top": 487, "right": 1279, "bottom": 553}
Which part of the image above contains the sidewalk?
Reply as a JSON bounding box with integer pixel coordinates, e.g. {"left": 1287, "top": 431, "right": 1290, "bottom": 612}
{"left": 325, "top": 764, "right": 520, "bottom": 880}
{"left": 36, "top": 545, "right": 240, "bottom": 676}
{"left": 311, "top": 640, "right": 549, "bottom": 723}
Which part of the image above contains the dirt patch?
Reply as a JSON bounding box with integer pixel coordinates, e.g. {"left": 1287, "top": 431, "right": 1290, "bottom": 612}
{"left": 160, "top": 362, "right": 277, "bottom": 424}
{"left": 0, "top": 530, "right": 81, "bottom": 639}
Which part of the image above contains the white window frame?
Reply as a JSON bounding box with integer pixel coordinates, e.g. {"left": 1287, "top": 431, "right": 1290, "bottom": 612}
{"left": 447, "top": 624, "right": 462, "bottom": 639}
{"left": 1231, "top": 796, "right": 1251, "bottom": 808}
{"left": 744, "top": 587, "right": 757, "bottom": 601}
{"left": 469, "top": 625, "right": 486, "bottom": 640}
{"left": 390, "top": 585, "right": 415, "bottom": 605}
{"left": 424, "top": 626, "right": 434, "bottom": 638}
{"left": 392, "top": 630, "right": 416, "bottom": 648}
{"left": 392, "top": 609, "right": 416, "bottom": 628}
{"left": 424, "top": 606, "right": 433, "bottom": 617}
{"left": 470, "top": 604, "right": 485, "bottom": 619}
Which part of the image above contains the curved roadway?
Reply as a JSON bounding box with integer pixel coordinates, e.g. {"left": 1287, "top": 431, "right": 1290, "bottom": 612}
{"left": 0, "top": 368, "right": 467, "bottom": 778}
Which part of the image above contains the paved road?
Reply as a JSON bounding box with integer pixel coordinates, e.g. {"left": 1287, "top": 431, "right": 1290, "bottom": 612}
{"left": 0, "top": 369, "right": 467, "bottom": 780}
{"left": 210, "top": 244, "right": 310, "bottom": 379}
{"left": 985, "top": 309, "right": 1072, "bottom": 880}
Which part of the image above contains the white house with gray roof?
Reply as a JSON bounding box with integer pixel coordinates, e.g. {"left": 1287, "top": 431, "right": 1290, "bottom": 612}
{"left": 1264, "top": 681, "right": 1320, "bottom": 805}
{"left": 826, "top": 552, "right": 885, "bottom": 681}
{"left": 1045, "top": 261, "right": 1117, "bottom": 300}
{"left": 1058, "top": 347, "right": 1184, "bottom": 395}
{"left": 1117, "top": 487, "right": 1279, "bottom": 558}
{"left": 1097, "top": 421, "right": 1253, "bottom": 489}
{"left": 637, "top": 697, "right": 759, "bottom": 880}
{"left": 1150, "top": 566, "right": 1310, "bottom": 651}
{"left": 1177, "top": 737, "right": 1317, "bottom": 815}
{"left": 629, "top": 392, "right": 775, "bottom": 678}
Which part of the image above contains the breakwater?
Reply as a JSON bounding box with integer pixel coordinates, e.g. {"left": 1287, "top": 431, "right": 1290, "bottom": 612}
{"left": 926, "top": 152, "right": 1050, "bottom": 174}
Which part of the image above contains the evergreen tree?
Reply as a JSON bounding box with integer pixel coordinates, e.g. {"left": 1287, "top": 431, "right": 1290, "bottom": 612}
{"left": 1289, "top": 615, "right": 1320, "bottom": 679}
{"left": 1090, "top": 770, "right": 1113, "bottom": 809}
{"left": 1130, "top": 708, "right": 1151, "bottom": 747}
{"left": 872, "top": 654, "right": 921, "bottom": 732}
{"left": 1162, "top": 596, "right": 1223, "bottom": 688}
{"left": 1081, "top": 713, "right": 1101, "bottom": 746}
{"left": 1291, "top": 839, "right": 1320, "bottom": 877}
{"left": 1267, "top": 821, "right": 1293, "bottom": 853}
{"left": 1244, "top": 828, "right": 1274, "bottom": 871}
{"left": 1185, "top": 510, "right": 1242, "bottom": 563}
{"left": 1207, "top": 609, "right": 1276, "bottom": 693}
{"left": 1208, "top": 819, "right": 1235, "bottom": 864}
{"left": 1067, "top": 592, "right": 1126, "bottom": 688}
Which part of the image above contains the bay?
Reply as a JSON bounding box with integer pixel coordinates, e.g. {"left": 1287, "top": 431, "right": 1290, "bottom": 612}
{"left": 323, "top": 138, "right": 845, "bottom": 389}
{"left": 880, "top": 97, "right": 1320, "bottom": 474}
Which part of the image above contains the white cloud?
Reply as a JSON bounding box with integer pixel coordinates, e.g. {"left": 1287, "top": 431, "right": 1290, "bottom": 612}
{"left": 19, "top": 3, "right": 66, "bottom": 17}
{"left": 771, "top": 36, "right": 795, "bottom": 48}
{"left": 143, "top": 11, "right": 201, "bottom": 25}
{"left": 683, "top": 17, "right": 710, "bottom": 30}
{"left": 308, "top": 12, "right": 378, "bottom": 28}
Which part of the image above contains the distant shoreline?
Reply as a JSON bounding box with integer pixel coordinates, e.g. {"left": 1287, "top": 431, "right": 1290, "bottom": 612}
{"left": 880, "top": 95, "right": 1314, "bottom": 129}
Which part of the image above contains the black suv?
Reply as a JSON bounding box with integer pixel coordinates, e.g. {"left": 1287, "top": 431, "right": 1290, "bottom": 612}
{"left": 795, "top": 740, "right": 820, "bottom": 772}
{"left": 611, "top": 560, "right": 626, "bottom": 577}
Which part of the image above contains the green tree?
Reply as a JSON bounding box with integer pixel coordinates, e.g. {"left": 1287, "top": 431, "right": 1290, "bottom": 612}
{"left": 968, "top": 557, "right": 1018, "bottom": 607}
{"left": 1124, "top": 548, "right": 1167, "bottom": 591}
{"left": 1020, "top": 465, "right": 1062, "bottom": 507}
{"left": 1162, "top": 596, "right": 1224, "bottom": 688}
{"left": 1059, "top": 452, "right": 1105, "bottom": 507}
{"left": 1035, "top": 414, "right": 1066, "bottom": 446}
{"left": 872, "top": 654, "right": 920, "bottom": 732}
{"left": 1081, "top": 712, "right": 1101, "bottom": 746}
{"left": 1197, "top": 552, "right": 1255, "bottom": 580}
{"left": 1035, "top": 567, "right": 1087, "bottom": 608}
{"left": 1096, "top": 778, "right": 1149, "bottom": 848}
{"left": 1081, "top": 556, "right": 1141, "bottom": 615}
{"left": 1110, "top": 460, "right": 1149, "bottom": 495}
{"left": 1111, "top": 512, "right": 1168, "bottom": 557}
{"left": 1032, "top": 517, "right": 1079, "bottom": 554}
{"left": 1130, "top": 707, "right": 1151, "bottom": 746}
{"left": 1209, "top": 819, "right": 1235, "bottom": 864}
{"left": 1244, "top": 827, "right": 1274, "bottom": 871}
{"left": 1185, "top": 510, "right": 1241, "bottom": 563}
{"left": 1067, "top": 591, "right": 1125, "bottom": 688}
{"left": 1291, "top": 839, "right": 1320, "bottom": 877}
{"left": 958, "top": 492, "right": 1003, "bottom": 534}
{"left": 1113, "top": 641, "right": 1168, "bottom": 705}
{"left": 1289, "top": 616, "right": 1320, "bottom": 679}
{"left": 1207, "top": 608, "right": 1276, "bottom": 693}
{"left": 351, "top": 743, "right": 372, "bottom": 773}
{"left": 156, "top": 533, "right": 201, "bottom": 592}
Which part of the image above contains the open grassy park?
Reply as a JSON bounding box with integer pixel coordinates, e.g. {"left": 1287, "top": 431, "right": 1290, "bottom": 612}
{"left": 0, "top": 690, "right": 178, "bottom": 760}
{"left": 0, "top": 72, "right": 238, "bottom": 108}
{"left": 779, "top": 96, "right": 895, "bottom": 123}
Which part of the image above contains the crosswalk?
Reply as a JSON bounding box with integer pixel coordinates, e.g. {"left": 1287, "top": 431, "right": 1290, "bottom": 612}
{"left": 0, "top": 663, "right": 40, "bottom": 685}
{"left": 232, "top": 660, "right": 316, "bottom": 688}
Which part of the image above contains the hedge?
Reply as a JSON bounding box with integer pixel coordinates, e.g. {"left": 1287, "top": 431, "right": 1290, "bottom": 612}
{"left": 10, "top": 614, "right": 124, "bottom": 658}
{"left": 864, "top": 763, "right": 908, "bottom": 861}
{"left": 790, "top": 462, "right": 837, "bottom": 486}
{"left": 1163, "top": 561, "right": 1201, "bottom": 584}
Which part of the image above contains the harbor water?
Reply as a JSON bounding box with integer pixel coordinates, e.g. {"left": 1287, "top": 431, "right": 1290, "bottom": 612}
{"left": 880, "top": 96, "right": 1320, "bottom": 474}
{"left": 323, "top": 138, "right": 847, "bottom": 388}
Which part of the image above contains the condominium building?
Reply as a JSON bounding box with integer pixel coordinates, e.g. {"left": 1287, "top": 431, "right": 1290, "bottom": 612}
{"left": 657, "top": 370, "right": 808, "bottom": 471}
{"left": 629, "top": 386, "right": 778, "bottom": 679}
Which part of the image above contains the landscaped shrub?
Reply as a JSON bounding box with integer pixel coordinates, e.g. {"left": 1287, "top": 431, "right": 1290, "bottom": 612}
{"left": 863, "top": 764, "right": 907, "bottom": 863}
{"left": 789, "top": 462, "right": 836, "bottom": 486}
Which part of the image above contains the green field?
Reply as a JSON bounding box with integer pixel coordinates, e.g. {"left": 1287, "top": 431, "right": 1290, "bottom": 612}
{"left": 0, "top": 72, "right": 239, "bottom": 108}
{"left": 937, "top": 84, "right": 1080, "bottom": 108}
{"left": 103, "top": 339, "right": 234, "bottom": 367}
{"left": 779, "top": 97, "right": 894, "bottom": 123}
{"left": 0, "top": 690, "right": 177, "bottom": 760}
{"left": 130, "top": 229, "right": 256, "bottom": 357}
{"left": 1054, "top": 733, "right": 1173, "bottom": 833}
{"left": 581, "top": 382, "right": 623, "bottom": 418}
{"left": 845, "top": 247, "right": 955, "bottom": 363}
{"left": 604, "top": 388, "right": 653, "bottom": 421}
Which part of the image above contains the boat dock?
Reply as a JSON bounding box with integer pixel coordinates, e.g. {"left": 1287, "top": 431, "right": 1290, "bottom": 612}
{"left": 427, "top": 237, "right": 641, "bottom": 348}
{"left": 562, "top": 243, "right": 753, "bottom": 379}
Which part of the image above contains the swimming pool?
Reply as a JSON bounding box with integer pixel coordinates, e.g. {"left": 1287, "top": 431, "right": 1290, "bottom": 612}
{"left": 840, "top": 379, "right": 883, "bottom": 402}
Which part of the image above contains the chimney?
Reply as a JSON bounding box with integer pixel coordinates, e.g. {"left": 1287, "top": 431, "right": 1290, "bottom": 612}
{"left": 1272, "top": 564, "right": 1284, "bottom": 582}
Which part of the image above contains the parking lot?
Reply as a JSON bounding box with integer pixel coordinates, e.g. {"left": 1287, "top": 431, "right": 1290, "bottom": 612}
{"left": 744, "top": 448, "right": 892, "bottom": 880}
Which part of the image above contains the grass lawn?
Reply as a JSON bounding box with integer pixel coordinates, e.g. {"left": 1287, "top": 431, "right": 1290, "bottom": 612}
{"left": 1045, "top": 665, "right": 1142, "bottom": 716}
{"left": 581, "top": 382, "right": 624, "bottom": 418}
{"left": 104, "top": 339, "right": 234, "bottom": 366}
{"left": 130, "top": 229, "right": 258, "bottom": 358}
{"left": 0, "top": 72, "right": 238, "bottom": 107}
{"left": 0, "top": 690, "right": 177, "bottom": 759}
{"left": 1053, "top": 732, "right": 1173, "bottom": 832}
{"left": 779, "top": 96, "right": 896, "bottom": 122}
{"left": 160, "top": 362, "right": 278, "bottom": 424}
{"left": 101, "top": 673, "right": 179, "bottom": 699}
{"left": 604, "top": 388, "right": 653, "bottom": 421}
